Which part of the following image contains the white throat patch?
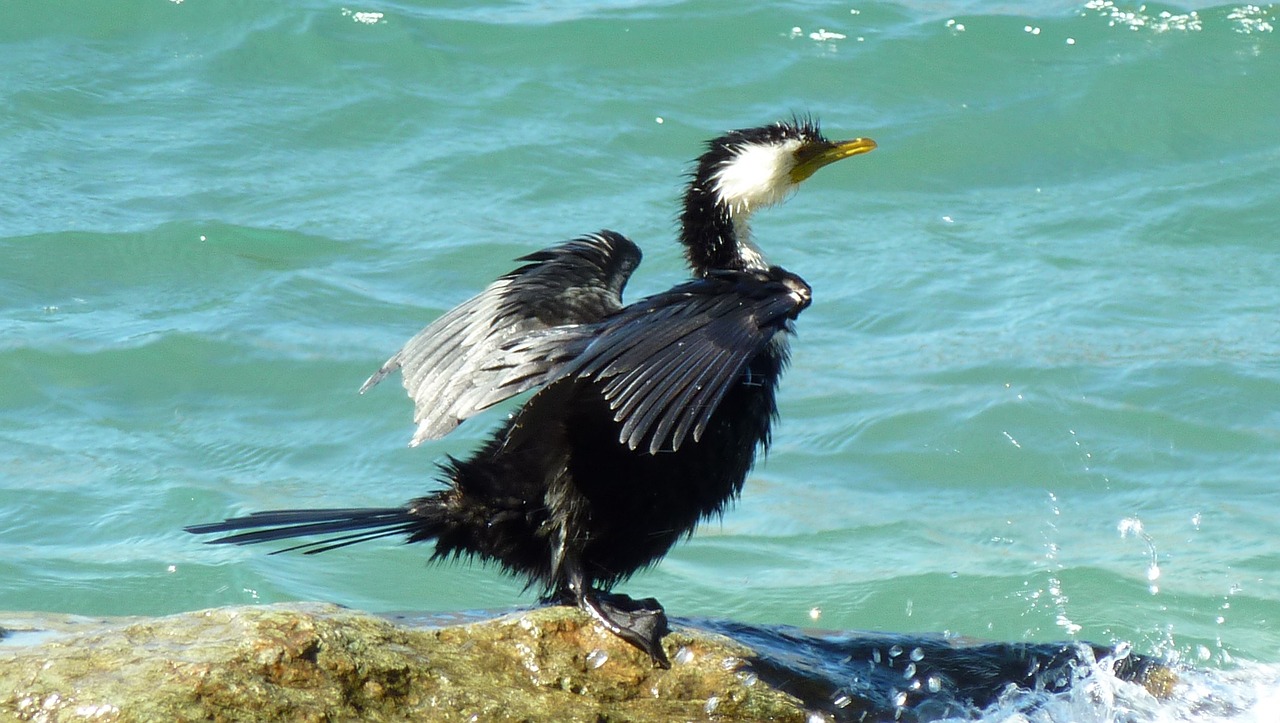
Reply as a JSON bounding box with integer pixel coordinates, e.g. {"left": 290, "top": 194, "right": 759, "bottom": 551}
{"left": 710, "top": 138, "right": 802, "bottom": 217}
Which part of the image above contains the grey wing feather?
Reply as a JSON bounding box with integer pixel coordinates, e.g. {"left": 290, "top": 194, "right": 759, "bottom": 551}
{"left": 361, "top": 231, "right": 641, "bottom": 446}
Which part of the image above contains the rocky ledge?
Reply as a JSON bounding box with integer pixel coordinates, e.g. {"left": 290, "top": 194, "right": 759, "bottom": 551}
{"left": 0, "top": 602, "right": 1174, "bottom": 722}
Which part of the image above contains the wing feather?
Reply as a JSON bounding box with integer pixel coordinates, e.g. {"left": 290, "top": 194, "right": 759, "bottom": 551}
{"left": 504, "top": 267, "right": 812, "bottom": 454}
{"left": 362, "top": 231, "right": 641, "bottom": 446}
{"left": 614, "top": 343, "right": 713, "bottom": 436}
{"left": 603, "top": 337, "right": 695, "bottom": 413}
{"left": 631, "top": 346, "right": 733, "bottom": 454}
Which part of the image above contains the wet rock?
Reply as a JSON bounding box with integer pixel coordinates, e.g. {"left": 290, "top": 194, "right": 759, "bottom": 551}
{"left": 0, "top": 603, "right": 1174, "bottom": 722}
{"left": 702, "top": 619, "right": 1176, "bottom": 721}
{"left": 0, "top": 603, "right": 807, "bottom": 722}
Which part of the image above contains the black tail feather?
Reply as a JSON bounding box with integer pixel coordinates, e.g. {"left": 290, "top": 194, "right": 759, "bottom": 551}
{"left": 185, "top": 507, "right": 423, "bottom": 555}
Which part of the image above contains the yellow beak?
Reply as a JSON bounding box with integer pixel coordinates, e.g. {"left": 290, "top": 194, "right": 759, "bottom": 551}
{"left": 790, "top": 137, "right": 877, "bottom": 183}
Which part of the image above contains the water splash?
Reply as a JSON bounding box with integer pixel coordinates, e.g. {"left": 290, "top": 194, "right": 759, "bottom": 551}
{"left": 1118, "top": 517, "right": 1161, "bottom": 595}
{"left": 951, "top": 659, "right": 1280, "bottom": 723}
{"left": 1022, "top": 491, "right": 1082, "bottom": 636}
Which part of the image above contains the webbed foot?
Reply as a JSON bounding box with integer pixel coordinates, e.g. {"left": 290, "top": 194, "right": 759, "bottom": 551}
{"left": 579, "top": 591, "right": 671, "bottom": 668}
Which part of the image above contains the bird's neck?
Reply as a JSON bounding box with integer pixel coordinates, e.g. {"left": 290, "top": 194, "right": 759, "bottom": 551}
{"left": 679, "top": 182, "right": 768, "bottom": 276}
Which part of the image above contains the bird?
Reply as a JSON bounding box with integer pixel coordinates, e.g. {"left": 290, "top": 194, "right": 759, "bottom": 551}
{"left": 187, "top": 119, "right": 876, "bottom": 667}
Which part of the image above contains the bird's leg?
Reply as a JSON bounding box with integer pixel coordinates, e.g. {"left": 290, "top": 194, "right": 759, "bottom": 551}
{"left": 558, "top": 559, "right": 671, "bottom": 668}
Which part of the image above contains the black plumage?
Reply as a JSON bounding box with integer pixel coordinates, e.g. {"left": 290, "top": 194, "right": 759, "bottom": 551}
{"left": 187, "top": 120, "right": 876, "bottom": 665}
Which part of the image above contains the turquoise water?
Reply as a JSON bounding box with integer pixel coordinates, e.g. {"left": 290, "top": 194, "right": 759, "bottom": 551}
{"left": 3, "top": 1, "right": 1278, "bottom": 717}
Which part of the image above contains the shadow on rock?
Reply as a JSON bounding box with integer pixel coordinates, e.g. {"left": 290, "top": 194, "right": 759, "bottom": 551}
{"left": 699, "top": 619, "right": 1174, "bottom": 721}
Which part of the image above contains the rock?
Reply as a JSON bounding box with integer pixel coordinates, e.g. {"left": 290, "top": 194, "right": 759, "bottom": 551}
{"left": 0, "top": 603, "right": 1174, "bottom": 722}
{"left": 0, "top": 603, "right": 807, "bottom": 722}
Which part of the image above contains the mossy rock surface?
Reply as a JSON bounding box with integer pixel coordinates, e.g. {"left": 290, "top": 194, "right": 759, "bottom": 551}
{"left": 0, "top": 602, "right": 1174, "bottom": 722}
{"left": 0, "top": 603, "right": 806, "bottom": 722}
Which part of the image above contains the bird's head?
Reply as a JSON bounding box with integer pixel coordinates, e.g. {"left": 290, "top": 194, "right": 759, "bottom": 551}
{"left": 702, "top": 118, "right": 877, "bottom": 215}
{"left": 681, "top": 118, "right": 876, "bottom": 273}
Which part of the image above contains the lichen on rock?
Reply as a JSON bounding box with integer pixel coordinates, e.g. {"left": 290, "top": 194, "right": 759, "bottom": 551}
{"left": 0, "top": 603, "right": 808, "bottom": 722}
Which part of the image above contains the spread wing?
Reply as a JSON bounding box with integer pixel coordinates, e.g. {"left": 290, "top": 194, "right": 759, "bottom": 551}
{"left": 361, "top": 231, "right": 642, "bottom": 446}
{"left": 495, "top": 267, "right": 813, "bottom": 455}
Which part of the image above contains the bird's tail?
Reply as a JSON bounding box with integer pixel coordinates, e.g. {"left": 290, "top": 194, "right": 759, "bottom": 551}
{"left": 185, "top": 506, "right": 434, "bottom": 555}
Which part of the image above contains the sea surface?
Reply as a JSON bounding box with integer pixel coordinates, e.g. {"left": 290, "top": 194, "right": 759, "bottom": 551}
{"left": 2, "top": 1, "right": 1278, "bottom": 719}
